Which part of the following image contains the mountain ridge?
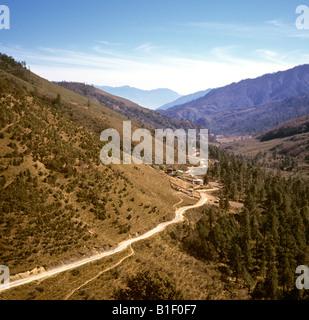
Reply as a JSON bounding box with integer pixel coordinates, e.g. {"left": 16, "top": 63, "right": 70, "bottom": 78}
{"left": 159, "top": 64, "right": 309, "bottom": 135}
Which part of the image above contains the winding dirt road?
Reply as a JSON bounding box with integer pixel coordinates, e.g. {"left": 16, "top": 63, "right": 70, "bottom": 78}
{"left": 0, "top": 188, "right": 214, "bottom": 292}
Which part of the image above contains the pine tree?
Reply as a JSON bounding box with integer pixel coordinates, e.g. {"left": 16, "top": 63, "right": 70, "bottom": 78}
{"left": 242, "top": 265, "right": 255, "bottom": 293}
{"left": 264, "top": 262, "right": 279, "bottom": 300}
{"left": 264, "top": 239, "right": 279, "bottom": 299}
{"left": 240, "top": 208, "right": 251, "bottom": 242}
{"left": 230, "top": 181, "right": 238, "bottom": 201}
{"left": 251, "top": 213, "right": 263, "bottom": 265}
{"left": 203, "top": 174, "right": 209, "bottom": 186}
{"left": 278, "top": 252, "right": 294, "bottom": 294}
{"left": 244, "top": 192, "right": 256, "bottom": 212}
{"left": 230, "top": 242, "right": 242, "bottom": 282}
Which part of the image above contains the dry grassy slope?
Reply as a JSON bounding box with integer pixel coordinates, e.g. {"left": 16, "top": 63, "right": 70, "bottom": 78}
{"left": 0, "top": 70, "right": 143, "bottom": 135}
{"left": 0, "top": 62, "right": 180, "bottom": 276}
{"left": 0, "top": 201, "right": 250, "bottom": 301}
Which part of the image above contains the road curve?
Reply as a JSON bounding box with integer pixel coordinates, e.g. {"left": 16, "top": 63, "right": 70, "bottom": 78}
{"left": 0, "top": 189, "right": 214, "bottom": 292}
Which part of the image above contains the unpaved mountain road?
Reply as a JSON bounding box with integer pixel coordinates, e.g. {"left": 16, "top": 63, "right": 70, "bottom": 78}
{"left": 0, "top": 188, "right": 216, "bottom": 292}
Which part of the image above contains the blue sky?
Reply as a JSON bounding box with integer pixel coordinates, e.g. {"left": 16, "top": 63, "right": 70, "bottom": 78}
{"left": 1, "top": 0, "right": 309, "bottom": 94}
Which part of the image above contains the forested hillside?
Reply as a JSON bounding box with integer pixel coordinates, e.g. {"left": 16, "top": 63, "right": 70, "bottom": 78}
{"left": 175, "top": 146, "right": 309, "bottom": 299}
{"left": 259, "top": 114, "right": 309, "bottom": 142}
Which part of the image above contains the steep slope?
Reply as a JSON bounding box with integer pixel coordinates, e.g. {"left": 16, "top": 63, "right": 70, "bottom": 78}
{"left": 198, "top": 93, "right": 309, "bottom": 135}
{"left": 0, "top": 54, "right": 180, "bottom": 276}
{"left": 158, "top": 88, "right": 212, "bottom": 110}
{"left": 56, "top": 82, "right": 203, "bottom": 131}
{"left": 159, "top": 65, "right": 309, "bottom": 135}
{"left": 95, "top": 85, "right": 181, "bottom": 110}
{"left": 259, "top": 114, "right": 309, "bottom": 141}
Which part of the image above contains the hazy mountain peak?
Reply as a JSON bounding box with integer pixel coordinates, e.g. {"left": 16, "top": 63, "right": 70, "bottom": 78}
{"left": 94, "top": 85, "right": 181, "bottom": 110}
{"left": 158, "top": 88, "right": 213, "bottom": 110}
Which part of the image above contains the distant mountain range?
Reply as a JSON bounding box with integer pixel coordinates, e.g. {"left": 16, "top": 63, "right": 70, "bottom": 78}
{"left": 94, "top": 85, "right": 181, "bottom": 110}
{"left": 158, "top": 65, "right": 309, "bottom": 135}
{"left": 57, "top": 82, "right": 204, "bottom": 132}
{"left": 157, "top": 89, "right": 212, "bottom": 110}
